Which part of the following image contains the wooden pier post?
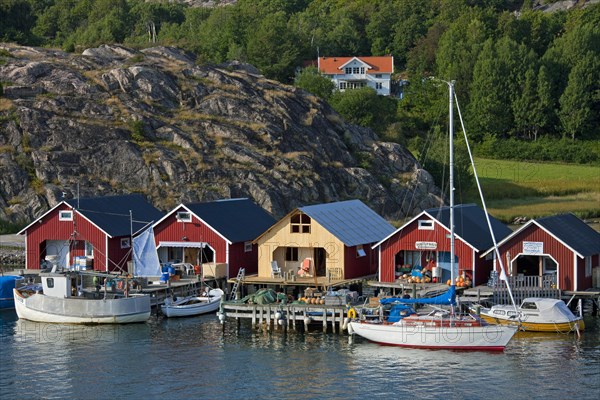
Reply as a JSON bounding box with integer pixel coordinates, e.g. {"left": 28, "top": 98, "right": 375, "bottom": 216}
{"left": 303, "top": 310, "right": 308, "bottom": 331}
{"left": 323, "top": 308, "right": 327, "bottom": 333}
{"left": 252, "top": 306, "right": 257, "bottom": 328}
{"left": 292, "top": 306, "right": 296, "bottom": 330}
{"left": 266, "top": 306, "right": 271, "bottom": 331}
{"left": 339, "top": 309, "right": 344, "bottom": 333}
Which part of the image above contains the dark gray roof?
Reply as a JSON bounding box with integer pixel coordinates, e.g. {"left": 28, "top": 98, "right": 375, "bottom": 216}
{"left": 186, "top": 198, "right": 276, "bottom": 243}
{"left": 425, "top": 204, "right": 512, "bottom": 251}
{"left": 67, "top": 194, "right": 163, "bottom": 237}
{"left": 299, "top": 200, "right": 395, "bottom": 247}
{"left": 535, "top": 213, "right": 600, "bottom": 256}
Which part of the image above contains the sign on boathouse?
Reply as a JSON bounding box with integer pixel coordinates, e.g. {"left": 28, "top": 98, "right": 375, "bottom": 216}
{"left": 523, "top": 241, "right": 544, "bottom": 255}
{"left": 415, "top": 241, "right": 437, "bottom": 250}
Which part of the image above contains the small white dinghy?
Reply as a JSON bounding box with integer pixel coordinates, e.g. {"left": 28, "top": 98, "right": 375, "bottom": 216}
{"left": 161, "top": 288, "right": 224, "bottom": 318}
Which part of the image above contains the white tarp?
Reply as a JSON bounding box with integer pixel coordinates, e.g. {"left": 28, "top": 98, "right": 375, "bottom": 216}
{"left": 132, "top": 227, "right": 161, "bottom": 277}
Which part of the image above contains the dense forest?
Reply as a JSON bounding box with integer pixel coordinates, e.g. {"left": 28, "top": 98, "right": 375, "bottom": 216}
{"left": 1, "top": 0, "right": 599, "bottom": 166}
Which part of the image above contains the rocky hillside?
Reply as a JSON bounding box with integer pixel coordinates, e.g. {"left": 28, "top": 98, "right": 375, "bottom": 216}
{"left": 0, "top": 44, "right": 442, "bottom": 224}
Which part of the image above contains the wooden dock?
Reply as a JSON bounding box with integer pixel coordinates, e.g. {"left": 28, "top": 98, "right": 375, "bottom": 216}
{"left": 220, "top": 302, "right": 350, "bottom": 333}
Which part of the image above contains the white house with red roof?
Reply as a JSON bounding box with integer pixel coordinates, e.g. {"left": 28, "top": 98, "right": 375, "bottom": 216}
{"left": 317, "top": 56, "right": 393, "bottom": 96}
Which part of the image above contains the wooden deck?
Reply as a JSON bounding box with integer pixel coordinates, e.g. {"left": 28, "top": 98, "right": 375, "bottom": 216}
{"left": 220, "top": 301, "right": 350, "bottom": 333}
{"left": 228, "top": 274, "right": 367, "bottom": 289}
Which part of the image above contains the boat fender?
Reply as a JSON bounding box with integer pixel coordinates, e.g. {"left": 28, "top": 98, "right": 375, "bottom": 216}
{"left": 275, "top": 311, "right": 282, "bottom": 320}
{"left": 347, "top": 321, "right": 354, "bottom": 334}
{"left": 218, "top": 312, "right": 225, "bottom": 324}
{"left": 347, "top": 308, "right": 357, "bottom": 319}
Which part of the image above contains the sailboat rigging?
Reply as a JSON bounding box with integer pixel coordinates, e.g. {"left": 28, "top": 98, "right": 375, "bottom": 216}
{"left": 348, "top": 80, "right": 518, "bottom": 351}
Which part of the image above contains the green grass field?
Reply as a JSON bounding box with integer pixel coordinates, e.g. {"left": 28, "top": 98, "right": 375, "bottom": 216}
{"left": 464, "top": 158, "right": 600, "bottom": 222}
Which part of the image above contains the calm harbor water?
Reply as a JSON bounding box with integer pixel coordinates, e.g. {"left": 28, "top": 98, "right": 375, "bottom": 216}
{"left": 1, "top": 310, "right": 599, "bottom": 399}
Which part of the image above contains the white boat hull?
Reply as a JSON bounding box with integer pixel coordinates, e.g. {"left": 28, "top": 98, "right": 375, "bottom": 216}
{"left": 161, "top": 289, "right": 223, "bottom": 318}
{"left": 14, "top": 289, "right": 151, "bottom": 324}
{"left": 349, "top": 321, "right": 517, "bottom": 351}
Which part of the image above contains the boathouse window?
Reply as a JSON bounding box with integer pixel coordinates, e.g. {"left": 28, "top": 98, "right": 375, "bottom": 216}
{"left": 345, "top": 67, "right": 352, "bottom": 74}
{"left": 46, "top": 278, "right": 54, "bottom": 288}
{"left": 59, "top": 211, "right": 73, "bottom": 221}
{"left": 85, "top": 241, "right": 94, "bottom": 257}
{"left": 543, "top": 258, "right": 557, "bottom": 274}
{"left": 356, "top": 245, "right": 366, "bottom": 258}
{"left": 376, "top": 82, "right": 383, "bottom": 89}
{"left": 290, "top": 213, "right": 311, "bottom": 233}
{"left": 375, "top": 74, "right": 382, "bottom": 78}
{"left": 120, "top": 238, "right": 131, "bottom": 249}
{"left": 244, "top": 241, "right": 252, "bottom": 253}
{"left": 418, "top": 220, "right": 434, "bottom": 230}
{"left": 176, "top": 212, "right": 192, "bottom": 222}
{"left": 285, "top": 247, "right": 298, "bottom": 262}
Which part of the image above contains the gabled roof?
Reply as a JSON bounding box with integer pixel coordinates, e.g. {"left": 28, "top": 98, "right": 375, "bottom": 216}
{"left": 425, "top": 204, "right": 512, "bottom": 251}
{"left": 482, "top": 213, "right": 600, "bottom": 258}
{"left": 19, "top": 194, "right": 163, "bottom": 238}
{"left": 298, "top": 199, "right": 395, "bottom": 247}
{"left": 318, "top": 56, "right": 393, "bottom": 75}
{"left": 67, "top": 194, "right": 163, "bottom": 237}
{"left": 182, "top": 198, "right": 276, "bottom": 243}
{"left": 373, "top": 204, "right": 511, "bottom": 252}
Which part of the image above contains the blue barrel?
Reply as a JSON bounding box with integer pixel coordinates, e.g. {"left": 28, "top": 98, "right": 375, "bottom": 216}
{"left": 160, "top": 272, "right": 170, "bottom": 282}
{"left": 161, "top": 263, "right": 171, "bottom": 273}
{"left": 0, "top": 276, "right": 24, "bottom": 309}
{"left": 167, "top": 266, "right": 175, "bottom": 276}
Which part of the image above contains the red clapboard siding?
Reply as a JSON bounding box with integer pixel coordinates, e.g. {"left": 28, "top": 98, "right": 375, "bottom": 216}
{"left": 498, "top": 224, "right": 578, "bottom": 291}
{"left": 379, "top": 217, "right": 478, "bottom": 283}
{"left": 154, "top": 210, "right": 228, "bottom": 263}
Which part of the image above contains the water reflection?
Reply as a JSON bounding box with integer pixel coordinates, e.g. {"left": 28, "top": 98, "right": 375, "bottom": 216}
{"left": 0, "top": 313, "right": 598, "bottom": 399}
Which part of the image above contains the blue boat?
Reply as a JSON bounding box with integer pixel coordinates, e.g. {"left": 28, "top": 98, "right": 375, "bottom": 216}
{"left": 0, "top": 276, "right": 24, "bottom": 309}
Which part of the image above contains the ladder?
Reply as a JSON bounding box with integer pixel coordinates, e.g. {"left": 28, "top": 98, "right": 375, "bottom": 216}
{"left": 230, "top": 267, "right": 245, "bottom": 301}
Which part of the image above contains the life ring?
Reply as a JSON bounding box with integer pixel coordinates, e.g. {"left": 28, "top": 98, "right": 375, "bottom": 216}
{"left": 347, "top": 308, "right": 357, "bottom": 319}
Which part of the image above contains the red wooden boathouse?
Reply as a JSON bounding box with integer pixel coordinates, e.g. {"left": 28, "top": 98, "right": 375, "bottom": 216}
{"left": 481, "top": 213, "right": 600, "bottom": 291}
{"left": 152, "top": 198, "right": 276, "bottom": 279}
{"left": 373, "top": 204, "right": 512, "bottom": 286}
{"left": 18, "top": 194, "right": 163, "bottom": 272}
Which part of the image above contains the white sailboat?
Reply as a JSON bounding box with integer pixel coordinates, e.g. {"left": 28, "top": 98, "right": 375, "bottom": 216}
{"left": 349, "top": 80, "right": 518, "bottom": 351}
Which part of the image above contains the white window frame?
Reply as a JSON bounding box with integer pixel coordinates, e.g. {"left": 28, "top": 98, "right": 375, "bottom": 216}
{"left": 359, "top": 67, "right": 365, "bottom": 74}
{"left": 339, "top": 82, "right": 347, "bottom": 90}
{"left": 244, "top": 241, "right": 253, "bottom": 253}
{"left": 418, "top": 220, "right": 434, "bottom": 230}
{"left": 345, "top": 67, "right": 351, "bottom": 74}
{"left": 59, "top": 210, "right": 73, "bottom": 221}
{"left": 376, "top": 82, "right": 383, "bottom": 89}
{"left": 176, "top": 211, "right": 192, "bottom": 222}
{"left": 120, "top": 238, "right": 131, "bottom": 249}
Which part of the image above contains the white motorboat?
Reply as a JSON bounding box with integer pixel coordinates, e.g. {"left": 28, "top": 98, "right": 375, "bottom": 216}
{"left": 161, "top": 288, "right": 224, "bottom": 318}
{"left": 349, "top": 80, "right": 517, "bottom": 351}
{"left": 13, "top": 271, "right": 151, "bottom": 324}
{"left": 479, "top": 297, "right": 585, "bottom": 333}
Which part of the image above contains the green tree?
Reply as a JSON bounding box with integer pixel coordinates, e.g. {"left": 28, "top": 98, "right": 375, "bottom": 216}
{"left": 559, "top": 52, "right": 600, "bottom": 140}
{"left": 294, "top": 66, "right": 335, "bottom": 100}
{"left": 246, "top": 11, "right": 299, "bottom": 82}
{"left": 0, "top": 0, "right": 37, "bottom": 44}
{"left": 329, "top": 87, "right": 397, "bottom": 134}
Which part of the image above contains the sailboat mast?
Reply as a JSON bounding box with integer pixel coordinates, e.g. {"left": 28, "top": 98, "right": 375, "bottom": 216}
{"left": 449, "top": 80, "right": 456, "bottom": 284}
{"left": 130, "top": 210, "right": 134, "bottom": 276}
